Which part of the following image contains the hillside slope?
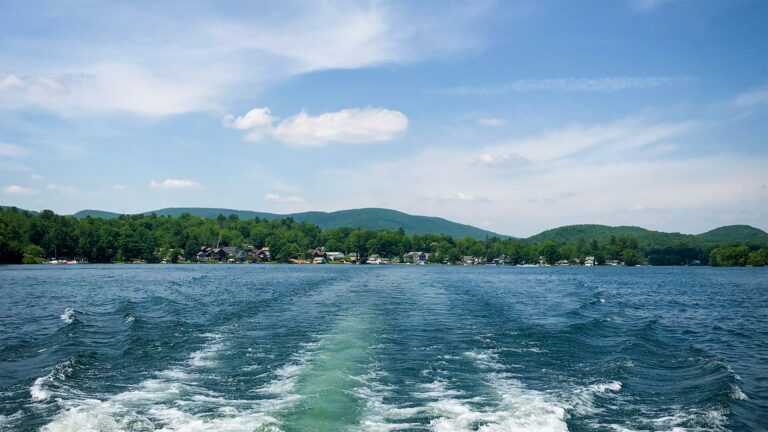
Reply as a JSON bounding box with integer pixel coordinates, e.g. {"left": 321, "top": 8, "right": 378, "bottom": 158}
{"left": 697, "top": 225, "right": 768, "bottom": 243}
{"left": 526, "top": 223, "right": 768, "bottom": 246}
{"left": 73, "top": 207, "right": 503, "bottom": 239}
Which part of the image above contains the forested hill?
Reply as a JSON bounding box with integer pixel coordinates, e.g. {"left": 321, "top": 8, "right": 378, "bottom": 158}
{"left": 72, "top": 207, "right": 504, "bottom": 240}
{"left": 527, "top": 224, "right": 768, "bottom": 247}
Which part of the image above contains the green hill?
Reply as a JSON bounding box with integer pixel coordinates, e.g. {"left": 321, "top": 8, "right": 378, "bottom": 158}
{"left": 74, "top": 209, "right": 121, "bottom": 219}
{"left": 697, "top": 225, "right": 768, "bottom": 243}
{"left": 73, "top": 207, "right": 503, "bottom": 240}
{"left": 526, "top": 223, "right": 768, "bottom": 247}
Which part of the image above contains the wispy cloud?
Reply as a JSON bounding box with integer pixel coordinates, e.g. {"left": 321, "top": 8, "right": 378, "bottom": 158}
{"left": 440, "top": 76, "right": 692, "bottom": 95}
{"left": 148, "top": 179, "right": 203, "bottom": 190}
{"left": 312, "top": 115, "right": 767, "bottom": 235}
{"left": 0, "top": 75, "right": 23, "bottom": 91}
{"left": 477, "top": 117, "right": 505, "bottom": 127}
{"left": 628, "top": 0, "right": 670, "bottom": 13}
{"left": 264, "top": 193, "right": 303, "bottom": 204}
{"left": 0, "top": 3, "right": 487, "bottom": 117}
{"left": 46, "top": 182, "right": 76, "bottom": 194}
{"left": 3, "top": 184, "right": 38, "bottom": 195}
{"left": 225, "top": 107, "right": 408, "bottom": 146}
{"left": 0, "top": 142, "right": 28, "bottom": 158}
{"left": 731, "top": 85, "right": 768, "bottom": 108}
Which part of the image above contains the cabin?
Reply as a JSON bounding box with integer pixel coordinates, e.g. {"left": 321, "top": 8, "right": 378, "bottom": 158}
{"left": 196, "top": 246, "right": 213, "bottom": 261}
{"left": 311, "top": 247, "right": 326, "bottom": 259}
{"left": 222, "top": 246, "right": 247, "bottom": 261}
{"left": 252, "top": 247, "right": 271, "bottom": 262}
{"left": 493, "top": 254, "right": 510, "bottom": 265}
{"left": 209, "top": 248, "right": 227, "bottom": 260}
{"left": 584, "top": 256, "right": 596, "bottom": 266}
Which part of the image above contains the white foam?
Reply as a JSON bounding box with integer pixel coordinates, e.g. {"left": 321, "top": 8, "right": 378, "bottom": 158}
{"left": 731, "top": 385, "right": 748, "bottom": 400}
{"left": 30, "top": 361, "right": 74, "bottom": 402}
{"left": 187, "top": 335, "right": 224, "bottom": 368}
{"left": 570, "top": 380, "right": 622, "bottom": 415}
{"left": 417, "top": 351, "right": 569, "bottom": 432}
{"left": 40, "top": 332, "right": 284, "bottom": 432}
{"left": 60, "top": 307, "right": 75, "bottom": 324}
{"left": 607, "top": 407, "right": 729, "bottom": 432}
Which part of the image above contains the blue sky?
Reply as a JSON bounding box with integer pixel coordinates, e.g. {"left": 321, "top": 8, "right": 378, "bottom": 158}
{"left": 1, "top": 0, "right": 766, "bottom": 236}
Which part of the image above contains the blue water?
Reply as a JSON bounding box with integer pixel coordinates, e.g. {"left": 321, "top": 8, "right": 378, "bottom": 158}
{"left": 0, "top": 265, "right": 766, "bottom": 432}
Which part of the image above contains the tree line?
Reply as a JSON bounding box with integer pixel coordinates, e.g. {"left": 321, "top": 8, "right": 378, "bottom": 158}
{"left": 1, "top": 207, "right": 766, "bottom": 266}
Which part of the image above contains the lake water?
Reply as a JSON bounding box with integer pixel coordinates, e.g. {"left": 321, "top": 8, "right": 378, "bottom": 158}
{"left": 0, "top": 265, "right": 766, "bottom": 431}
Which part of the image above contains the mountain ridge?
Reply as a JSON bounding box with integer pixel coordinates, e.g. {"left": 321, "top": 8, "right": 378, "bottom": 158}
{"left": 72, "top": 207, "right": 505, "bottom": 240}
{"left": 13, "top": 207, "right": 765, "bottom": 244}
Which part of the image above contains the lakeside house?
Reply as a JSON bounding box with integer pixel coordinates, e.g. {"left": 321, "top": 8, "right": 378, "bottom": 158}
{"left": 605, "top": 259, "right": 624, "bottom": 266}
{"left": 326, "top": 251, "right": 345, "bottom": 261}
{"left": 584, "top": 256, "right": 596, "bottom": 266}
{"left": 366, "top": 254, "right": 391, "bottom": 264}
{"left": 404, "top": 251, "right": 429, "bottom": 264}
{"left": 252, "top": 247, "right": 270, "bottom": 262}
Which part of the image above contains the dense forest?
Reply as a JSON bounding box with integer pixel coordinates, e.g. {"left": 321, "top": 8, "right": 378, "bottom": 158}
{"left": 0, "top": 207, "right": 766, "bottom": 266}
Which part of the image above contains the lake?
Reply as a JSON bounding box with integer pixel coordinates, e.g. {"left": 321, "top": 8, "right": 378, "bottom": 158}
{"left": 0, "top": 265, "right": 766, "bottom": 431}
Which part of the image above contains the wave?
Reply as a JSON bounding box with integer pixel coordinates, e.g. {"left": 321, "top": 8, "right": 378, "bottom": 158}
{"left": 30, "top": 359, "right": 77, "bottom": 402}
{"left": 60, "top": 307, "right": 75, "bottom": 324}
{"left": 37, "top": 332, "right": 286, "bottom": 432}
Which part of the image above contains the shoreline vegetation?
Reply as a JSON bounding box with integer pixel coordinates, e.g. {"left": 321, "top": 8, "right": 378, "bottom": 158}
{"left": 1, "top": 207, "right": 766, "bottom": 267}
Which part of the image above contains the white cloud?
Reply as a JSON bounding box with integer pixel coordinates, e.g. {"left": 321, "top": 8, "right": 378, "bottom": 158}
{"left": 0, "top": 142, "right": 28, "bottom": 158}
{"left": 148, "top": 179, "right": 203, "bottom": 190}
{"left": 46, "top": 182, "right": 76, "bottom": 194}
{"left": 225, "top": 107, "right": 409, "bottom": 146}
{"left": 731, "top": 85, "right": 768, "bottom": 108}
{"left": 0, "top": 3, "right": 488, "bottom": 117}
{"left": 479, "top": 118, "right": 695, "bottom": 163}
{"left": 477, "top": 117, "right": 505, "bottom": 127}
{"left": 312, "top": 117, "right": 767, "bottom": 236}
{"left": 442, "top": 76, "right": 691, "bottom": 95}
{"left": 30, "top": 174, "right": 44, "bottom": 180}
{"left": 0, "top": 75, "right": 23, "bottom": 91}
{"left": 222, "top": 108, "right": 275, "bottom": 129}
{"left": 113, "top": 184, "right": 128, "bottom": 191}
{"left": 3, "top": 185, "right": 38, "bottom": 195}
{"left": 264, "top": 193, "right": 303, "bottom": 204}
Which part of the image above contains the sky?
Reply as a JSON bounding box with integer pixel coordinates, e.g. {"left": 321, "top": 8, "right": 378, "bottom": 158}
{"left": 1, "top": 0, "right": 767, "bottom": 237}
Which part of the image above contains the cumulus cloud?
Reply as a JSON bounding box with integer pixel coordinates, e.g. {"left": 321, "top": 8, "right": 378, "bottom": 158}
{"left": 225, "top": 107, "right": 408, "bottom": 146}
{"left": 222, "top": 108, "right": 275, "bottom": 129}
{"left": 148, "top": 179, "right": 203, "bottom": 190}
{"left": 3, "top": 185, "right": 38, "bottom": 195}
{"left": 264, "top": 193, "right": 303, "bottom": 203}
